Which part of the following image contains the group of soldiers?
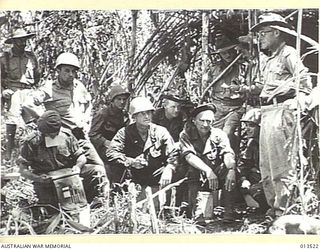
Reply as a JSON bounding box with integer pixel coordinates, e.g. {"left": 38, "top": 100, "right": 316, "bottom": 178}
{"left": 1, "top": 12, "right": 319, "bottom": 224}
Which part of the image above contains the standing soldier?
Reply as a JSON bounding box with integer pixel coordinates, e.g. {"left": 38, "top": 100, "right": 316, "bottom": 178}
{"left": 208, "top": 32, "right": 248, "bottom": 154}
{"left": 1, "top": 28, "right": 41, "bottom": 164}
{"left": 251, "top": 13, "right": 312, "bottom": 220}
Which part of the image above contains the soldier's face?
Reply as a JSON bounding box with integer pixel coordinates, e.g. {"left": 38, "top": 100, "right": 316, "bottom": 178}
{"left": 112, "top": 95, "right": 128, "bottom": 110}
{"left": 164, "top": 99, "right": 181, "bottom": 119}
{"left": 258, "top": 27, "right": 276, "bottom": 50}
{"left": 193, "top": 110, "right": 215, "bottom": 135}
{"left": 219, "top": 48, "right": 237, "bottom": 63}
{"left": 57, "top": 65, "right": 78, "bottom": 87}
{"left": 244, "top": 122, "right": 259, "bottom": 138}
{"left": 134, "top": 110, "right": 153, "bottom": 127}
{"left": 12, "top": 38, "right": 27, "bottom": 52}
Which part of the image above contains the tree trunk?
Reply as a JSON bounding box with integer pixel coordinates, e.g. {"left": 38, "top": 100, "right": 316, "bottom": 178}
{"left": 128, "top": 10, "right": 138, "bottom": 93}
{"left": 201, "top": 11, "right": 210, "bottom": 97}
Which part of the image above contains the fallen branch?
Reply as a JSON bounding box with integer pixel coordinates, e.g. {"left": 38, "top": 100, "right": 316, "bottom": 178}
{"left": 136, "top": 178, "right": 187, "bottom": 208}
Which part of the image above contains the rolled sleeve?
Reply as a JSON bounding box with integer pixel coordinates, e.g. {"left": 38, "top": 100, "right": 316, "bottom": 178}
{"left": 179, "top": 131, "right": 197, "bottom": 158}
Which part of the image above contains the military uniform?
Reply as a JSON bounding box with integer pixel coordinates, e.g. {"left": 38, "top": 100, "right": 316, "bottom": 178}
{"left": 209, "top": 61, "right": 247, "bottom": 153}
{"left": 1, "top": 48, "right": 41, "bottom": 161}
{"left": 179, "top": 121, "right": 237, "bottom": 217}
{"left": 152, "top": 108, "right": 186, "bottom": 142}
{"left": 1, "top": 49, "right": 40, "bottom": 124}
{"left": 106, "top": 123, "right": 178, "bottom": 186}
{"left": 37, "top": 78, "right": 106, "bottom": 186}
{"left": 259, "top": 43, "right": 312, "bottom": 215}
{"left": 89, "top": 105, "right": 129, "bottom": 160}
{"left": 18, "top": 127, "right": 105, "bottom": 204}
{"left": 38, "top": 79, "right": 92, "bottom": 133}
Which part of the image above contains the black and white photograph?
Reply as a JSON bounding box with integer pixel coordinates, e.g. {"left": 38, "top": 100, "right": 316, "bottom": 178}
{"left": 0, "top": 8, "right": 319, "bottom": 237}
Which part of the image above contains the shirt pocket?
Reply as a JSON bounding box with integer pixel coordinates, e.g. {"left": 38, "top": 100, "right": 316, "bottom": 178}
{"left": 57, "top": 145, "right": 71, "bottom": 158}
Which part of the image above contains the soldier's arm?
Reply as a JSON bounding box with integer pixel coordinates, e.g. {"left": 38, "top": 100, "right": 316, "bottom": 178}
{"left": 215, "top": 129, "right": 236, "bottom": 170}
{"left": 106, "top": 127, "right": 130, "bottom": 165}
{"left": 180, "top": 131, "right": 212, "bottom": 174}
{"left": 16, "top": 141, "right": 43, "bottom": 182}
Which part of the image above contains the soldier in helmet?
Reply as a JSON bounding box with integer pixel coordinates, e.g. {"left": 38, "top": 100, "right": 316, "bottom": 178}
{"left": 34, "top": 52, "right": 108, "bottom": 206}
{"left": 1, "top": 28, "right": 41, "bottom": 163}
{"left": 106, "top": 97, "right": 178, "bottom": 200}
{"left": 238, "top": 108, "right": 267, "bottom": 210}
{"left": 89, "top": 85, "right": 130, "bottom": 178}
{"left": 34, "top": 52, "right": 92, "bottom": 133}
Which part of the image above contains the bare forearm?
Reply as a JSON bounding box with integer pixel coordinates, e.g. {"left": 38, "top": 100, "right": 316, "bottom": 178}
{"left": 185, "top": 153, "right": 211, "bottom": 173}
{"left": 75, "top": 154, "right": 86, "bottom": 168}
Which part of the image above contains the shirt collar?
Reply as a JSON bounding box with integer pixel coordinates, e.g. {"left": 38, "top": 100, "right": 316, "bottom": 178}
{"left": 54, "top": 79, "right": 75, "bottom": 90}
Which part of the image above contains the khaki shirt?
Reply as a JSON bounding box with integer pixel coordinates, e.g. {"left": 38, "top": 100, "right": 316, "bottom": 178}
{"left": 19, "top": 128, "right": 83, "bottom": 174}
{"left": 39, "top": 79, "right": 92, "bottom": 131}
{"left": 0, "top": 49, "right": 40, "bottom": 90}
{"left": 180, "top": 122, "right": 235, "bottom": 181}
{"left": 106, "top": 123, "right": 178, "bottom": 186}
{"left": 260, "top": 43, "right": 312, "bottom": 99}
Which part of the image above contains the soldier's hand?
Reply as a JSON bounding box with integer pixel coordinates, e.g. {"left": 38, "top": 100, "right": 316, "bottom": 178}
{"left": 2, "top": 89, "right": 14, "bottom": 99}
{"left": 130, "top": 159, "right": 146, "bottom": 169}
{"left": 241, "top": 179, "right": 251, "bottom": 189}
{"left": 225, "top": 169, "right": 236, "bottom": 192}
{"left": 205, "top": 169, "right": 218, "bottom": 190}
{"left": 159, "top": 167, "right": 173, "bottom": 188}
{"left": 33, "top": 96, "right": 41, "bottom": 106}
{"left": 72, "top": 165, "right": 81, "bottom": 174}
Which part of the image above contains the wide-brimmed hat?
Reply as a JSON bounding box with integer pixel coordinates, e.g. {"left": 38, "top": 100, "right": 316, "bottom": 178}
{"left": 250, "top": 13, "right": 292, "bottom": 32}
{"left": 190, "top": 103, "right": 217, "bottom": 118}
{"left": 213, "top": 34, "right": 238, "bottom": 54}
{"left": 5, "top": 28, "right": 35, "bottom": 44}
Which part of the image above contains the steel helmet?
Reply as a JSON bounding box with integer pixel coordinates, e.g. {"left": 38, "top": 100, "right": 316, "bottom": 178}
{"left": 241, "top": 108, "right": 261, "bottom": 125}
{"left": 55, "top": 52, "right": 80, "bottom": 69}
{"left": 129, "top": 96, "right": 155, "bottom": 115}
{"left": 108, "top": 85, "right": 130, "bottom": 102}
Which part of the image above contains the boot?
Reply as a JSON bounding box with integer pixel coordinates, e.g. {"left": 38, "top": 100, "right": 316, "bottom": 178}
{"left": 221, "top": 189, "right": 236, "bottom": 223}
{"left": 5, "top": 124, "right": 17, "bottom": 162}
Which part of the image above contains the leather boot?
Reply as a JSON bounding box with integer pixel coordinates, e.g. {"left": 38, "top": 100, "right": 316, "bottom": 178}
{"left": 221, "top": 189, "right": 236, "bottom": 223}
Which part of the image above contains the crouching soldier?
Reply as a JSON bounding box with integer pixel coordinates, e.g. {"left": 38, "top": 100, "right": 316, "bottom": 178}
{"left": 106, "top": 97, "right": 178, "bottom": 207}
{"left": 238, "top": 108, "right": 268, "bottom": 212}
{"left": 179, "top": 104, "right": 238, "bottom": 222}
{"left": 17, "top": 111, "right": 108, "bottom": 209}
